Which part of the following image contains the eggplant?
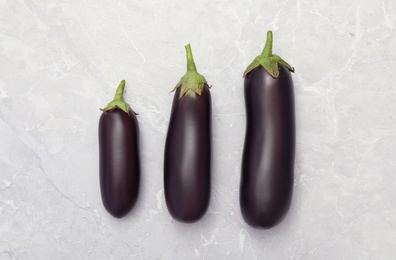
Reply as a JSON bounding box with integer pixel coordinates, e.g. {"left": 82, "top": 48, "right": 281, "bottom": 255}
{"left": 240, "top": 31, "right": 295, "bottom": 228}
{"left": 164, "top": 44, "right": 212, "bottom": 223}
{"left": 99, "top": 80, "right": 140, "bottom": 218}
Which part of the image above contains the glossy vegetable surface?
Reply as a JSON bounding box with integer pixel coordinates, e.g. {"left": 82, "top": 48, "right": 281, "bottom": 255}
{"left": 240, "top": 31, "right": 295, "bottom": 228}
{"left": 164, "top": 44, "right": 212, "bottom": 223}
{"left": 99, "top": 80, "right": 140, "bottom": 218}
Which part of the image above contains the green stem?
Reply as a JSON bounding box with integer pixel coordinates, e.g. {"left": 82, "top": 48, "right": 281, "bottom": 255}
{"left": 171, "top": 44, "right": 208, "bottom": 98}
{"left": 261, "top": 31, "right": 273, "bottom": 57}
{"left": 101, "top": 80, "right": 132, "bottom": 113}
{"left": 113, "top": 80, "right": 126, "bottom": 103}
{"left": 185, "top": 44, "right": 197, "bottom": 72}
{"left": 243, "top": 30, "right": 294, "bottom": 78}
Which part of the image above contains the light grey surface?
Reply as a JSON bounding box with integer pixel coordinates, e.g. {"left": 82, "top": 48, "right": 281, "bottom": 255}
{"left": 1, "top": 0, "right": 396, "bottom": 259}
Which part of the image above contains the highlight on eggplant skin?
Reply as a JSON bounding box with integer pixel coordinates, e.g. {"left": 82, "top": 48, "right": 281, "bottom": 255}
{"left": 164, "top": 44, "right": 212, "bottom": 223}
{"left": 99, "top": 80, "right": 140, "bottom": 218}
{"left": 240, "top": 31, "right": 295, "bottom": 229}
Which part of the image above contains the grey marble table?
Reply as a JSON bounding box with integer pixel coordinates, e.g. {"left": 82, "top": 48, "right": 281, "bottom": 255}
{"left": 1, "top": 0, "right": 395, "bottom": 259}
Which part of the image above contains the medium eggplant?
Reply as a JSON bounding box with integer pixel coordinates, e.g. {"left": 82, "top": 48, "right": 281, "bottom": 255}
{"left": 240, "top": 31, "right": 295, "bottom": 228}
{"left": 164, "top": 44, "right": 212, "bottom": 223}
{"left": 99, "top": 80, "right": 140, "bottom": 218}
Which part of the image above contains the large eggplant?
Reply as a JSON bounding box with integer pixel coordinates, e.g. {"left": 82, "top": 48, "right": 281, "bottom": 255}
{"left": 164, "top": 44, "right": 212, "bottom": 223}
{"left": 99, "top": 80, "right": 140, "bottom": 218}
{"left": 240, "top": 31, "right": 295, "bottom": 228}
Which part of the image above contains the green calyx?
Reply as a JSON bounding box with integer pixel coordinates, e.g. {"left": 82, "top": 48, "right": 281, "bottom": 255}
{"left": 171, "top": 44, "right": 207, "bottom": 98}
{"left": 101, "top": 80, "right": 136, "bottom": 114}
{"left": 243, "top": 31, "right": 295, "bottom": 78}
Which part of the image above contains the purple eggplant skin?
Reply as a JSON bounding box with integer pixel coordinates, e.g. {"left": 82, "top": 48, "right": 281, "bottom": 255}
{"left": 164, "top": 44, "right": 212, "bottom": 223}
{"left": 240, "top": 31, "right": 295, "bottom": 228}
{"left": 99, "top": 80, "right": 140, "bottom": 218}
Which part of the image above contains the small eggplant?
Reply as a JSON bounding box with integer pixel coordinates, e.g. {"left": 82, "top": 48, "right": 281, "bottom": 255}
{"left": 99, "top": 80, "right": 140, "bottom": 218}
{"left": 240, "top": 31, "right": 295, "bottom": 228}
{"left": 164, "top": 44, "right": 212, "bottom": 223}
